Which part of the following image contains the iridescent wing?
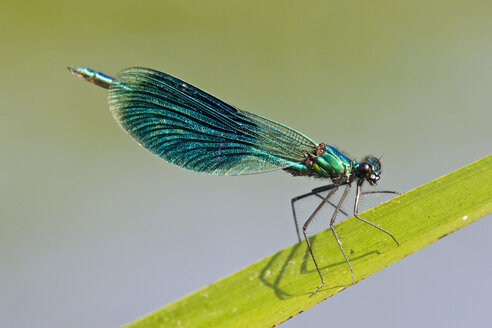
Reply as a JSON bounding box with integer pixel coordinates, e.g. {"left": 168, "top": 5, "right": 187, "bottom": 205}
{"left": 108, "top": 67, "right": 316, "bottom": 175}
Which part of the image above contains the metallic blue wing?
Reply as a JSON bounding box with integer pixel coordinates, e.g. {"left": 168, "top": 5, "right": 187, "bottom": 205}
{"left": 108, "top": 67, "right": 316, "bottom": 175}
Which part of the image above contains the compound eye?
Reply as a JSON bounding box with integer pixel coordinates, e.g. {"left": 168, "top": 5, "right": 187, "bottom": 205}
{"left": 359, "top": 162, "right": 371, "bottom": 176}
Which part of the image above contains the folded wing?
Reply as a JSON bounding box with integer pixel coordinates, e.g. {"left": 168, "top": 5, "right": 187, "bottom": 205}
{"left": 109, "top": 67, "right": 316, "bottom": 175}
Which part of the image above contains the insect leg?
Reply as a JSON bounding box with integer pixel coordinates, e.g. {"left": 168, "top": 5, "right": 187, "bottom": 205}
{"left": 291, "top": 184, "right": 348, "bottom": 242}
{"left": 328, "top": 184, "right": 354, "bottom": 284}
{"left": 302, "top": 186, "right": 339, "bottom": 293}
{"left": 360, "top": 190, "right": 400, "bottom": 196}
{"left": 354, "top": 182, "right": 399, "bottom": 246}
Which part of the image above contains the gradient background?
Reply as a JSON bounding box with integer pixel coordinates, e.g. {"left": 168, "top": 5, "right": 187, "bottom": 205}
{"left": 1, "top": 1, "right": 491, "bottom": 327}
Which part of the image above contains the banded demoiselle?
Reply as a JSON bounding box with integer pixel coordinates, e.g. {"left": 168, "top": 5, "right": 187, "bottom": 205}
{"left": 68, "top": 66, "right": 399, "bottom": 292}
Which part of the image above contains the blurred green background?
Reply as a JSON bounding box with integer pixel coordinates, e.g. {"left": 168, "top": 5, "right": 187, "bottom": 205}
{"left": 1, "top": 1, "right": 491, "bottom": 327}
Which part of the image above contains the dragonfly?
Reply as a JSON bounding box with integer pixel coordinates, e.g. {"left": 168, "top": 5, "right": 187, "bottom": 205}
{"left": 68, "top": 66, "right": 399, "bottom": 292}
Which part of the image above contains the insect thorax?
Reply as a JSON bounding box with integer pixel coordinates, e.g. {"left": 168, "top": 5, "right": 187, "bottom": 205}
{"left": 284, "top": 143, "right": 355, "bottom": 183}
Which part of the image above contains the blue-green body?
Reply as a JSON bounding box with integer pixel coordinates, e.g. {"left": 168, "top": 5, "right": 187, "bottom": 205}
{"left": 286, "top": 145, "right": 354, "bottom": 181}
{"left": 68, "top": 66, "right": 381, "bottom": 185}
{"left": 69, "top": 66, "right": 393, "bottom": 292}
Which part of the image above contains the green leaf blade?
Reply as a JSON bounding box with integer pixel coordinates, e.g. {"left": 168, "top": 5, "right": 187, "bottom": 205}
{"left": 125, "top": 155, "right": 492, "bottom": 328}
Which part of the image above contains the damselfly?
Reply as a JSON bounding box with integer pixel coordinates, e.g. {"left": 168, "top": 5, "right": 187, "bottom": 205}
{"left": 68, "top": 66, "right": 399, "bottom": 292}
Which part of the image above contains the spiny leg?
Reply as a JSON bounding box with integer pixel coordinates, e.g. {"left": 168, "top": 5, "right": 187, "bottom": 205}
{"left": 302, "top": 186, "right": 339, "bottom": 293}
{"left": 291, "top": 184, "right": 348, "bottom": 242}
{"left": 354, "top": 182, "right": 399, "bottom": 246}
{"left": 361, "top": 190, "right": 400, "bottom": 196}
{"left": 328, "top": 184, "right": 355, "bottom": 285}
